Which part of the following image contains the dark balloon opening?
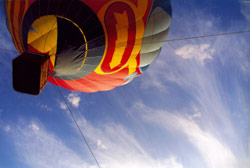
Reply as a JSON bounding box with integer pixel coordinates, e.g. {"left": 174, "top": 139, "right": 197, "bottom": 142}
{"left": 53, "top": 17, "right": 86, "bottom": 76}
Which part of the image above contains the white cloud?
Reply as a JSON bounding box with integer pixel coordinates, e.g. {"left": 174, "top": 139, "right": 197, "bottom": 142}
{"left": 192, "top": 112, "right": 201, "bottom": 119}
{"left": 160, "top": 157, "right": 183, "bottom": 168}
{"left": 139, "top": 58, "right": 173, "bottom": 91}
{"left": 0, "top": 120, "right": 11, "bottom": 133}
{"left": 191, "top": 105, "right": 201, "bottom": 119}
{"left": 67, "top": 93, "right": 81, "bottom": 108}
{"left": 59, "top": 101, "right": 67, "bottom": 110}
{"left": 240, "top": 1, "right": 250, "bottom": 22}
{"left": 29, "top": 123, "right": 40, "bottom": 131}
{"left": 175, "top": 44, "right": 215, "bottom": 65}
{"left": 140, "top": 43, "right": 216, "bottom": 91}
{"left": 40, "top": 104, "right": 52, "bottom": 111}
{"left": 97, "top": 139, "right": 108, "bottom": 150}
{"left": 134, "top": 102, "right": 237, "bottom": 168}
{"left": 58, "top": 93, "right": 81, "bottom": 110}
{"left": 73, "top": 116, "right": 183, "bottom": 168}
{"left": 3, "top": 125, "right": 11, "bottom": 133}
{"left": 9, "top": 121, "right": 94, "bottom": 168}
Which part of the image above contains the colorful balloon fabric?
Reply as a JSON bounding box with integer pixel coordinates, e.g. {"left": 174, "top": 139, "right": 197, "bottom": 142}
{"left": 3, "top": 0, "right": 172, "bottom": 92}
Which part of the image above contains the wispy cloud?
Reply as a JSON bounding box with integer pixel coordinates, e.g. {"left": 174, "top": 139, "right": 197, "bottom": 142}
{"left": 139, "top": 36, "right": 250, "bottom": 166}
{"left": 40, "top": 104, "right": 52, "bottom": 111}
{"left": 59, "top": 101, "right": 67, "bottom": 110}
{"left": 0, "top": 122, "right": 11, "bottom": 133}
{"left": 8, "top": 120, "right": 94, "bottom": 168}
{"left": 240, "top": 1, "right": 250, "bottom": 23}
{"left": 71, "top": 116, "right": 184, "bottom": 168}
{"left": 134, "top": 4, "right": 250, "bottom": 166}
{"left": 3, "top": 124, "right": 11, "bottom": 133}
{"left": 134, "top": 101, "right": 237, "bottom": 168}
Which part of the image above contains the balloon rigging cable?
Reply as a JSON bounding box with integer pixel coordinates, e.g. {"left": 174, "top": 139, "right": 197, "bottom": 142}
{"left": 165, "top": 29, "right": 250, "bottom": 42}
{"left": 53, "top": 78, "right": 102, "bottom": 168}
{"left": 1, "top": 29, "right": 250, "bottom": 55}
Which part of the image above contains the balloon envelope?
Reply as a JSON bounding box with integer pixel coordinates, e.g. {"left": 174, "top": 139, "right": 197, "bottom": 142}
{"left": 3, "top": 0, "right": 172, "bottom": 92}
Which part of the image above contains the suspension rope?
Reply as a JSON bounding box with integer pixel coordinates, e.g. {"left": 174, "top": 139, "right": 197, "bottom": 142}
{"left": 1, "top": 29, "right": 250, "bottom": 55}
{"left": 77, "top": 29, "right": 250, "bottom": 52}
{"left": 53, "top": 79, "right": 101, "bottom": 168}
{"left": 166, "top": 30, "right": 250, "bottom": 42}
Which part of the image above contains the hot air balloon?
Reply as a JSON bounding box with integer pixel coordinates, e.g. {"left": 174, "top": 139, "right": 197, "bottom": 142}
{"left": 3, "top": 0, "right": 172, "bottom": 95}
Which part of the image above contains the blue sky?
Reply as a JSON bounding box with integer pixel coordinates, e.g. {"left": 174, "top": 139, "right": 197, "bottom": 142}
{"left": 0, "top": 0, "right": 250, "bottom": 168}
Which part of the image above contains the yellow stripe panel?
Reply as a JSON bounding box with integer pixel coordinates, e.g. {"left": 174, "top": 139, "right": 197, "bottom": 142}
{"left": 29, "top": 28, "right": 57, "bottom": 52}
{"left": 28, "top": 16, "right": 58, "bottom": 44}
{"left": 28, "top": 15, "right": 58, "bottom": 66}
{"left": 110, "top": 11, "right": 129, "bottom": 69}
{"left": 49, "top": 46, "right": 57, "bottom": 67}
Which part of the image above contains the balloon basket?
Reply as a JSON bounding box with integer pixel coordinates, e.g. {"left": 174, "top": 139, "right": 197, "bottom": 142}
{"left": 12, "top": 52, "right": 49, "bottom": 95}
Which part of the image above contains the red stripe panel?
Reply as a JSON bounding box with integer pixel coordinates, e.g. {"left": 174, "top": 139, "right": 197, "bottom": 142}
{"left": 48, "top": 68, "right": 129, "bottom": 92}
